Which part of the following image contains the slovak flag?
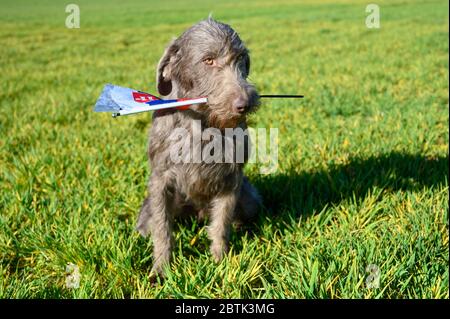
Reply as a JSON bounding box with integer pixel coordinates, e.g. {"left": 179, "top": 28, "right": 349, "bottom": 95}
{"left": 94, "top": 84, "right": 207, "bottom": 117}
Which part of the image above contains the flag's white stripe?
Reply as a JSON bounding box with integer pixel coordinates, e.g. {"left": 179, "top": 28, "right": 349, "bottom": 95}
{"left": 117, "top": 97, "right": 207, "bottom": 116}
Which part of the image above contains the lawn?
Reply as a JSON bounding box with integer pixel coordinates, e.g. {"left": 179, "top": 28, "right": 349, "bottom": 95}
{"left": 0, "top": 0, "right": 448, "bottom": 298}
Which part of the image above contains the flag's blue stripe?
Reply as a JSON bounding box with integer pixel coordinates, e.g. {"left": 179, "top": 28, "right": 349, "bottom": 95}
{"left": 145, "top": 99, "right": 178, "bottom": 106}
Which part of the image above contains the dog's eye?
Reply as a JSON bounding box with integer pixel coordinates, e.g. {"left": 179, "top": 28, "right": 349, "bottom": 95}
{"left": 203, "top": 58, "right": 215, "bottom": 66}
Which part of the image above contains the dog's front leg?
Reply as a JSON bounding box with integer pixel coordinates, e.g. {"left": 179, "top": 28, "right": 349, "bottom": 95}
{"left": 207, "top": 192, "right": 238, "bottom": 262}
{"left": 137, "top": 173, "right": 175, "bottom": 277}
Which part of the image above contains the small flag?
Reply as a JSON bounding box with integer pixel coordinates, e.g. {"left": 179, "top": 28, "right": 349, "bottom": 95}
{"left": 94, "top": 84, "right": 207, "bottom": 117}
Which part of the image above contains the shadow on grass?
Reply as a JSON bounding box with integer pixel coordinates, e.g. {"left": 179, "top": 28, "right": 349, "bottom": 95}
{"left": 249, "top": 151, "right": 448, "bottom": 232}
{"left": 139, "top": 151, "right": 448, "bottom": 268}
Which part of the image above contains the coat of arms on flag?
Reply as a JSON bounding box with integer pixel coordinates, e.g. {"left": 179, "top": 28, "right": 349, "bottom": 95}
{"left": 132, "top": 91, "right": 159, "bottom": 103}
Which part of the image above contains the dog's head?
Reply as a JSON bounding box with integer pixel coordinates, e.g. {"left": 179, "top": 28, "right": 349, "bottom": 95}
{"left": 156, "top": 17, "right": 259, "bottom": 129}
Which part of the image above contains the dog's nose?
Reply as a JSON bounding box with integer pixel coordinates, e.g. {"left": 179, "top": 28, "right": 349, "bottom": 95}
{"left": 233, "top": 97, "right": 247, "bottom": 114}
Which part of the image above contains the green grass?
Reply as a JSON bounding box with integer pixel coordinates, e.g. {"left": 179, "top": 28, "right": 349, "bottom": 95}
{"left": 0, "top": 0, "right": 448, "bottom": 298}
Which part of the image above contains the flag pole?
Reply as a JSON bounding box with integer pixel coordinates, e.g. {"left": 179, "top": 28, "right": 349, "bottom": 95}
{"left": 259, "top": 95, "right": 304, "bottom": 98}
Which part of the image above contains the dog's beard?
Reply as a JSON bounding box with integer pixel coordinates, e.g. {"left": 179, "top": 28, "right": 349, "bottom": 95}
{"left": 189, "top": 102, "right": 247, "bottom": 129}
{"left": 207, "top": 107, "right": 245, "bottom": 129}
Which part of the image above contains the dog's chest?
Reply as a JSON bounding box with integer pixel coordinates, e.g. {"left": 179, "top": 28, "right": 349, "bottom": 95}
{"left": 175, "top": 162, "right": 242, "bottom": 204}
{"left": 149, "top": 112, "right": 245, "bottom": 204}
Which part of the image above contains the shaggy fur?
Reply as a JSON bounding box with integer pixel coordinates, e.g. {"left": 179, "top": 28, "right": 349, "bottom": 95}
{"left": 136, "top": 17, "right": 261, "bottom": 277}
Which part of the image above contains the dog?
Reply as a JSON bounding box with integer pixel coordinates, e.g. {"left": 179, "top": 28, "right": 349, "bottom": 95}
{"left": 136, "top": 17, "right": 261, "bottom": 277}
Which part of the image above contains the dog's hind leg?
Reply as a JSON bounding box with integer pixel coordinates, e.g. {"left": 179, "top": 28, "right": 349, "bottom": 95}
{"left": 234, "top": 176, "right": 262, "bottom": 224}
{"left": 136, "top": 196, "right": 152, "bottom": 237}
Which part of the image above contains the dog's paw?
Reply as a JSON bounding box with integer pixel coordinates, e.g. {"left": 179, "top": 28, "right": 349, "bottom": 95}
{"left": 149, "top": 265, "right": 166, "bottom": 285}
{"left": 210, "top": 243, "right": 229, "bottom": 263}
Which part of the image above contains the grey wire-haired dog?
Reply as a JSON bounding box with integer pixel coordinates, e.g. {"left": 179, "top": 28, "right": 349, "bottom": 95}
{"left": 136, "top": 17, "right": 261, "bottom": 277}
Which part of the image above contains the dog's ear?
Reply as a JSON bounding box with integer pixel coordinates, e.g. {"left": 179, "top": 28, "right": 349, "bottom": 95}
{"left": 243, "top": 54, "right": 250, "bottom": 78}
{"left": 245, "top": 56, "right": 250, "bottom": 77}
{"left": 156, "top": 39, "right": 179, "bottom": 96}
